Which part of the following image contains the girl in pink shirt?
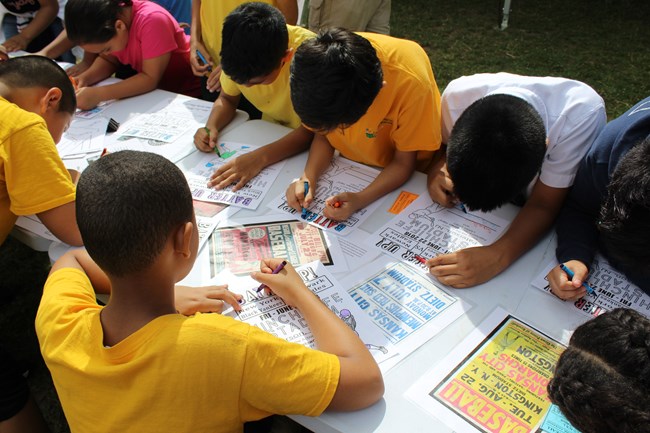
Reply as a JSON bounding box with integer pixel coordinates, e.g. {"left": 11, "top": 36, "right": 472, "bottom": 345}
{"left": 65, "top": 0, "right": 200, "bottom": 110}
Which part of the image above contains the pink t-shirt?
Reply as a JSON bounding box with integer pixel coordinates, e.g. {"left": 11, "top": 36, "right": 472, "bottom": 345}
{"left": 113, "top": 0, "right": 188, "bottom": 71}
{"left": 112, "top": 0, "right": 199, "bottom": 96}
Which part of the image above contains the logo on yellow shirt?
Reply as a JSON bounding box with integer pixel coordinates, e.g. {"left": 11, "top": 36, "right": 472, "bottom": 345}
{"left": 366, "top": 118, "right": 393, "bottom": 138}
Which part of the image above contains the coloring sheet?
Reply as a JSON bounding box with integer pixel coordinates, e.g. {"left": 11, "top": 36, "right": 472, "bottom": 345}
{"left": 58, "top": 117, "right": 108, "bottom": 158}
{"left": 218, "top": 261, "right": 396, "bottom": 367}
{"left": 15, "top": 215, "right": 59, "bottom": 242}
{"left": 407, "top": 308, "right": 565, "bottom": 433}
{"left": 336, "top": 228, "right": 383, "bottom": 274}
{"left": 340, "top": 257, "right": 469, "bottom": 371}
{"left": 75, "top": 101, "right": 114, "bottom": 120}
{"left": 106, "top": 97, "right": 212, "bottom": 162}
{"left": 193, "top": 200, "right": 239, "bottom": 252}
{"left": 531, "top": 254, "right": 650, "bottom": 319}
{"left": 369, "top": 195, "right": 509, "bottom": 269}
{"left": 207, "top": 216, "right": 348, "bottom": 278}
{"left": 267, "top": 155, "right": 385, "bottom": 236}
{"left": 184, "top": 142, "right": 286, "bottom": 210}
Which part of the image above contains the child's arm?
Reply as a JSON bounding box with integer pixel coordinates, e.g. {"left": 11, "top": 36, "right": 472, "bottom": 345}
{"left": 2, "top": 0, "right": 58, "bottom": 52}
{"left": 428, "top": 181, "right": 569, "bottom": 287}
{"left": 76, "top": 53, "right": 171, "bottom": 110}
{"left": 208, "top": 126, "right": 314, "bottom": 191}
{"left": 74, "top": 54, "right": 119, "bottom": 88}
{"left": 286, "top": 133, "right": 335, "bottom": 212}
{"left": 193, "top": 90, "right": 240, "bottom": 152}
{"left": 275, "top": 0, "right": 299, "bottom": 25}
{"left": 324, "top": 148, "right": 417, "bottom": 221}
{"left": 37, "top": 201, "right": 83, "bottom": 246}
{"left": 189, "top": 0, "right": 212, "bottom": 77}
{"left": 253, "top": 259, "right": 384, "bottom": 410}
{"left": 51, "top": 249, "right": 243, "bottom": 313}
{"left": 35, "top": 28, "right": 74, "bottom": 59}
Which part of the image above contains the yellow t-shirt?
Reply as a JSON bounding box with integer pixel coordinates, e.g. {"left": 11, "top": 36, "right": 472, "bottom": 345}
{"left": 0, "top": 97, "right": 75, "bottom": 244}
{"left": 325, "top": 33, "right": 442, "bottom": 169}
{"left": 36, "top": 268, "right": 340, "bottom": 433}
{"left": 200, "top": 0, "right": 277, "bottom": 65}
{"left": 220, "top": 25, "right": 315, "bottom": 129}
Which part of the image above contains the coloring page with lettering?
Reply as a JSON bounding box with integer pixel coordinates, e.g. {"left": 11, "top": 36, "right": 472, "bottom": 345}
{"left": 368, "top": 195, "right": 509, "bottom": 269}
{"left": 407, "top": 308, "right": 565, "bottom": 433}
{"left": 531, "top": 254, "right": 650, "bottom": 320}
{"left": 217, "top": 261, "right": 396, "bottom": 368}
{"left": 185, "top": 142, "right": 286, "bottom": 210}
{"left": 267, "top": 155, "right": 385, "bottom": 236}
{"left": 340, "top": 256, "right": 469, "bottom": 371}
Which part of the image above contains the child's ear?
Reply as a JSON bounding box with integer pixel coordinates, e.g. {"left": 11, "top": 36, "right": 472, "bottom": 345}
{"left": 115, "top": 19, "right": 127, "bottom": 32}
{"left": 173, "top": 222, "right": 194, "bottom": 258}
{"left": 40, "top": 87, "right": 63, "bottom": 115}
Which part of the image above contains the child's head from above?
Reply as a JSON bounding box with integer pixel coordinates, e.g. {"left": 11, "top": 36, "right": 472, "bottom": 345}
{"left": 65, "top": 0, "right": 132, "bottom": 53}
{"left": 0, "top": 55, "right": 76, "bottom": 142}
{"left": 599, "top": 136, "right": 650, "bottom": 274}
{"left": 76, "top": 151, "right": 196, "bottom": 279}
{"left": 548, "top": 308, "right": 650, "bottom": 433}
{"left": 290, "top": 28, "right": 383, "bottom": 133}
{"left": 447, "top": 94, "right": 546, "bottom": 212}
{"left": 221, "top": 2, "right": 290, "bottom": 86}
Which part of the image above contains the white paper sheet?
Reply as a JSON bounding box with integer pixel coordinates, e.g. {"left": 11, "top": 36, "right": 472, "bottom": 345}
{"left": 107, "top": 97, "right": 212, "bottom": 162}
{"left": 218, "top": 261, "right": 396, "bottom": 366}
{"left": 340, "top": 256, "right": 469, "bottom": 371}
{"left": 184, "top": 142, "right": 286, "bottom": 210}
{"left": 57, "top": 117, "right": 108, "bottom": 158}
{"left": 15, "top": 214, "right": 59, "bottom": 242}
{"left": 531, "top": 254, "right": 650, "bottom": 319}
{"left": 368, "top": 195, "right": 509, "bottom": 269}
{"left": 267, "top": 155, "right": 385, "bottom": 236}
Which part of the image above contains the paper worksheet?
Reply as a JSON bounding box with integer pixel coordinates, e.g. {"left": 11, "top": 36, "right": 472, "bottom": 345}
{"left": 193, "top": 200, "right": 240, "bottom": 252}
{"left": 368, "top": 195, "right": 510, "bottom": 269}
{"left": 206, "top": 215, "right": 348, "bottom": 278}
{"left": 267, "top": 155, "right": 385, "bottom": 236}
{"left": 531, "top": 254, "right": 650, "bottom": 319}
{"left": 106, "top": 96, "right": 212, "bottom": 162}
{"left": 219, "top": 261, "right": 396, "bottom": 368}
{"left": 57, "top": 117, "right": 108, "bottom": 158}
{"left": 184, "top": 142, "right": 286, "bottom": 210}
{"left": 407, "top": 308, "right": 566, "bottom": 433}
{"left": 340, "top": 257, "right": 469, "bottom": 371}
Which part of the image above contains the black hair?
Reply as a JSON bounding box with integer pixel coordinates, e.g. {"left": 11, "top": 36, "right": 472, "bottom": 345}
{"left": 446, "top": 94, "right": 546, "bottom": 211}
{"left": 65, "top": 0, "right": 132, "bottom": 44}
{"left": 220, "top": 2, "right": 289, "bottom": 84}
{"left": 548, "top": 308, "right": 650, "bottom": 433}
{"left": 598, "top": 136, "right": 650, "bottom": 274}
{"left": 290, "top": 28, "right": 383, "bottom": 132}
{"left": 76, "top": 151, "right": 194, "bottom": 277}
{"left": 0, "top": 55, "right": 76, "bottom": 114}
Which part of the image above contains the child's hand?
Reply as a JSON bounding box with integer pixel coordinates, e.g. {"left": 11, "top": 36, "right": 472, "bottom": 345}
{"left": 286, "top": 178, "right": 313, "bottom": 212}
{"left": 205, "top": 64, "right": 222, "bottom": 93}
{"left": 75, "top": 87, "right": 102, "bottom": 111}
{"left": 0, "top": 45, "right": 8, "bottom": 61}
{"left": 251, "top": 259, "right": 310, "bottom": 308}
{"left": 193, "top": 125, "right": 218, "bottom": 152}
{"left": 174, "top": 284, "right": 243, "bottom": 316}
{"left": 546, "top": 260, "right": 589, "bottom": 300}
{"left": 67, "top": 59, "right": 92, "bottom": 77}
{"left": 427, "top": 152, "right": 456, "bottom": 207}
{"left": 323, "top": 192, "right": 358, "bottom": 221}
{"left": 428, "top": 245, "right": 507, "bottom": 288}
{"left": 3, "top": 34, "right": 28, "bottom": 52}
{"left": 190, "top": 41, "right": 212, "bottom": 76}
{"left": 207, "top": 152, "right": 264, "bottom": 191}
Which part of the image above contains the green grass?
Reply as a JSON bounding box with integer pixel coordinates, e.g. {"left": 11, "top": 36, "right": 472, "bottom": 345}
{"left": 1, "top": 1, "right": 649, "bottom": 432}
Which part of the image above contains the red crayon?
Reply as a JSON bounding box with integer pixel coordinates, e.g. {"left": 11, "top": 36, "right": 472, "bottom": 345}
{"left": 414, "top": 255, "right": 427, "bottom": 265}
{"left": 333, "top": 201, "right": 341, "bottom": 208}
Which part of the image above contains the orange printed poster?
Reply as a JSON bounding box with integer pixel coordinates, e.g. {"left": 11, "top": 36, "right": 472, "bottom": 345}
{"left": 407, "top": 308, "right": 565, "bottom": 433}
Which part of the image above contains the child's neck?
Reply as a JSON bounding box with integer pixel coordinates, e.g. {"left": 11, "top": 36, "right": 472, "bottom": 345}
{"left": 100, "top": 270, "right": 177, "bottom": 347}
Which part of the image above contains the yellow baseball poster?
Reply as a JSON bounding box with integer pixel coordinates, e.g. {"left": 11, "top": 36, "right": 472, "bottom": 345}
{"left": 407, "top": 309, "right": 566, "bottom": 433}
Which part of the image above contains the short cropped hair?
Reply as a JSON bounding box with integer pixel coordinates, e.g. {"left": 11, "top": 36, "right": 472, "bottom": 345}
{"left": 65, "top": 0, "right": 132, "bottom": 44}
{"left": 599, "top": 136, "right": 650, "bottom": 273}
{"left": 447, "top": 94, "right": 546, "bottom": 211}
{"left": 548, "top": 308, "right": 650, "bottom": 433}
{"left": 221, "top": 2, "right": 289, "bottom": 84}
{"left": 76, "top": 151, "right": 194, "bottom": 277}
{"left": 290, "top": 28, "right": 383, "bottom": 132}
{"left": 0, "top": 55, "right": 76, "bottom": 114}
